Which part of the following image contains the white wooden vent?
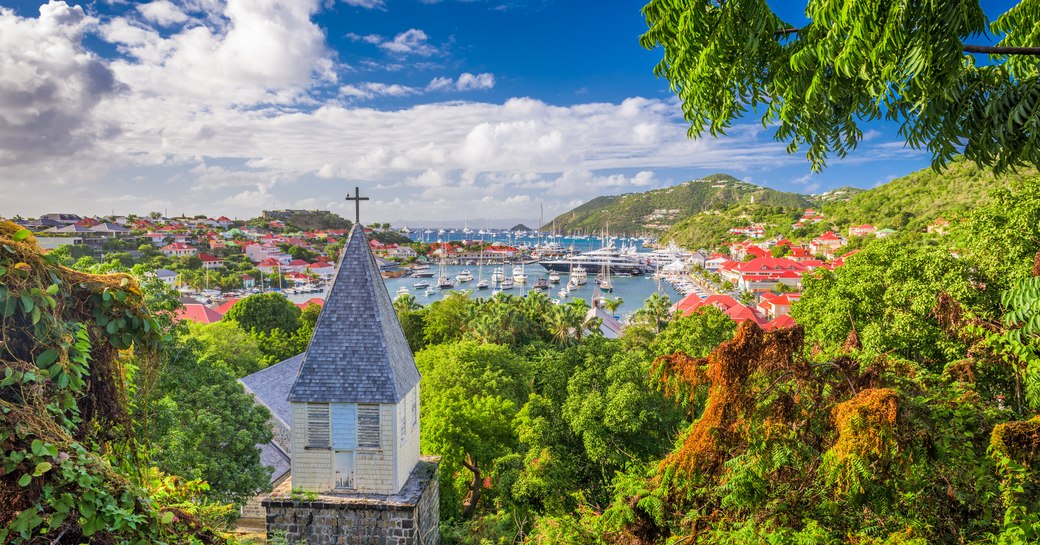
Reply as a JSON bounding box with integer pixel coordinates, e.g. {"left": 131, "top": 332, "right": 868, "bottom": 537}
{"left": 306, "top": 403, "right": 330, "bottom": 449}
{"left": 358, "top": 404, "right": 380, "bottom": 449}
{"left": 411, "top": 391, "right": 418, "bottom": 429}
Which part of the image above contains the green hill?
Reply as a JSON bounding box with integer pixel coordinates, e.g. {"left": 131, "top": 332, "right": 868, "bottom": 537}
{"left": 547, "top": 174, "right": 811, "bottom": 234}
{"left": 820, "top": 158, "right": 1035, "bottom": 231}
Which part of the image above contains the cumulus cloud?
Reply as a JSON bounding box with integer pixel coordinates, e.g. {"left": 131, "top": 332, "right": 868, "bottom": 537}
{"left": 427, "top": 72, "right": 495, "bottom": 92}
{"left": 340, "top": 0, "right": 386, "bottom": 8}
{"left": 136, "top": 1, "right": 189, "bottom": 26}
{"left": 339, "top": 82, "right": 421, "bottom": 99}
{"left": 0, "top": 2, "right": 116, "bottom": 165}
{"left": 378, "top": 29, "right": 437, "bottom": 56}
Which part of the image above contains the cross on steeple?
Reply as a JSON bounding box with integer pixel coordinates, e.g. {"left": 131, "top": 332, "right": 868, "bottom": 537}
{"left": 345, "top": 186, "right": 369, "bottom": 225}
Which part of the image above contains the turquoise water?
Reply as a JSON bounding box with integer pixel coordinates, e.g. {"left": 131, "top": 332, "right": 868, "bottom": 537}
{"left": 287, "top": 263, "right": 678, "bottom": 320}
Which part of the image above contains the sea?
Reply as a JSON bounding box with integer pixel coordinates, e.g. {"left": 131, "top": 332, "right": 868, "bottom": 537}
{"left": 285, "top": 231, "right": 680, "bottom": 320}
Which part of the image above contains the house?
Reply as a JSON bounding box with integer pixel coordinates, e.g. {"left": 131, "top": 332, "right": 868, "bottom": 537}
{"left": 876, "top": 228, "right": 897, "bottom": 238}
{"left": 152, "top": 269, "right": 178, "bottom": 287}
{"left": 720, "top": 257, "right": 806, "bottom": 292}
{"left": 387, "top": 246, "right": 417, "bottom": 259}
{"left": 241, "top": 275, "right": 256, "bottom": 289}
{"left": 757, "top": 292, "right": 801, "bottom": 319}
{"left": 198, "top": 254, "right": 225, "bottom": 270}
{"left": 849, "top": 224, "right": 877, "bottom": 237}
{"left": 161, "top": 242, "right": 197, "bottom": 257}
{"left": 673, "top": 293, "right": 766, "bottom": 325}
{"left": 284, "top": 259, "right": 312, "bottom": 274}
{"left": 809, "top": 231, "right": 845, "bottom": 257}
{"left": 90, "top": 223, "right": 131, "bottom": 238}
{"left": 257, "top": 258, "right": 283, "bottom": 274}
{"left": 174, "top": 297, "right": 222, "bottom": 324}
{"left": 307, "top": 261, "right": 336, "bottom": 279}
{"left": 40, "top": 213, "right": 82, "bottom": 225}
{"left": 143, "top": 233, "right": 168, "bottom": 246}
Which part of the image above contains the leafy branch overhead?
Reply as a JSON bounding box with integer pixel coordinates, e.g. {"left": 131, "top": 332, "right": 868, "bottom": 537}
{"left": 641, "top": 0, "right": 1040, "bottom": 172}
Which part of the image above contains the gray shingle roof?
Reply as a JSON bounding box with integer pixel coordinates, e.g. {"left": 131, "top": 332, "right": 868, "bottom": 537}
{"left": 239, "top": 353, "right": 304, "bottom": 427}
{"left": 288, "top": 225, "right": 420, "bottom": 404}
{"left": 258, "top": 442, "right": 291, "bottom": 485}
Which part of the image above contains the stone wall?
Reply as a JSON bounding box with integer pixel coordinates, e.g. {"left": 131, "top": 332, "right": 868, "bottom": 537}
{"left": 265, "top": 458, "right": 440, "bottom": 545}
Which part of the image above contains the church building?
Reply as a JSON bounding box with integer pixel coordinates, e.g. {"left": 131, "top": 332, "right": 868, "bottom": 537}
{"left": 242, "top": 222, "right": 439, "bottom": 545}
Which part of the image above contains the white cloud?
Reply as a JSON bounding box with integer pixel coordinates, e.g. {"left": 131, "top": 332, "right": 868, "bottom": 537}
{"left": 346, "top": 32, "right": 383, "bottom": 45}
{"left": 0, "top": 2, "right": 116, "bottom": 165}
{"left": 379, "top": 29, "right": 437, "bottom": 56}
{"left": 427, "top": 72, "right": 495, "bottom": 92}
{"left": 339, "top": 82, "right": 420, "bottom": 99}
{"left": 340, "top": 0, "right": 386, "bottom": 8}
{"left": 136, "top": 1, "right": 189, "bottom": 26}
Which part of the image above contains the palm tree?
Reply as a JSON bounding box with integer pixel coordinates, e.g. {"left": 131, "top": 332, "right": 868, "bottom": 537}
{"left": 634, "top": 293, "right": 673, "bottom": 333}
{"left": 603, "top": 297, "right": 624, "bottom": 315}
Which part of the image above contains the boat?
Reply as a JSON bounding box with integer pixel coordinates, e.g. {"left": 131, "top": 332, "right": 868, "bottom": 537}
{"left": 548, "top": 270, "right": 561, "bottom": 284}
{"left": 424, "top": 288, "right": 436, "bottom": 297}
{"left": 410, "top": 269, "right": 434, "bottom": 278}
{"left": 413, "top": 280, "right": 430, "bottom": 289}
{"left": 558, "top": 288, "right": 569, "bottom": 299}
{"left": 500, "top": 278, "right": 514, "bottom": 290}
{"left": 533, "top": 278, "right": 549, "bottom": 290}
{"left": 395, "top": 286, "right": 410, "bottom": 298}
{"left": 572, "top": 265, "right": 588, "bottom": 285}
{"left": 512, "top": 265, "right": 528, "bottom": 284}
{"left": 538, "top": 245, "right": 649, "bottom": 276}
{"left": 476, "top": 279, "right": 489, "bottom": 290}
{"left": 456, "top": 270, "right": 474, "bottom": 283}
{"left": 437, "top": 276, "right": 454, "bottom": 289}
{"left": 491, "top": 267, "right": 505, "bottom": 283}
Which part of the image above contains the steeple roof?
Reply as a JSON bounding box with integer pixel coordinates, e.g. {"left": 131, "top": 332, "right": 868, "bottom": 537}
{"left": 288, "top": 225, "right": 420, "bottom": 404}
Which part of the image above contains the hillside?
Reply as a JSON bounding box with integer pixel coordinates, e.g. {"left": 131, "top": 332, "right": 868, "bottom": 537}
{"left": 547, "top": 174, "right": 811, "bottom": 234}
{"left": 819, "top": 159, "right": 1035, "bottom": 231}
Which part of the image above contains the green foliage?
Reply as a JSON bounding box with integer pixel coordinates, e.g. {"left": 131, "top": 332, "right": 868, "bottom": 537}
{"left": 641, "top": 0, "right": 1040, "bottom": 173}
{"left": 549, "top": 174, "right": 810, "bottom": 234}
{"left": 183, "top": 321, "right": 265, "bottom": 377}
{"left": 223, "top": 292, "right": 301, "bottom": 335}
{"left": 793, "top": 237, "right": 993, "bottom": 365}
{"left": 140, "top": 332, "right": 273, "bottom": 506}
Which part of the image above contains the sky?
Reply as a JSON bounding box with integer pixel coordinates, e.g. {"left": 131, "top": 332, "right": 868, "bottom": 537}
{"left": 0, "top": 0, "right": 1013, "bottom": 226}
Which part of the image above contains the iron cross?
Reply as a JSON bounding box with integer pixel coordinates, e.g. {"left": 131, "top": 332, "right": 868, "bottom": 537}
{"left": 345, "top": 186, "right": 369, "bottom": 225}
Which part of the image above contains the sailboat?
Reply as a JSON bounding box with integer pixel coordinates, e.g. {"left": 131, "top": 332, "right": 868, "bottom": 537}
{"left": 476, "top": 240, "right": 489, "bottom": 290}
{"left": 436, "top": 246, "right": 454, "bottom": 289}
{"left": 598, "top": 226, "right": 614, "bottom": 292}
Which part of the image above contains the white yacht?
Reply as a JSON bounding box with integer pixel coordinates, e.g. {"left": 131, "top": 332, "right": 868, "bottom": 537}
{"left": 548, "top": 270, "right": 561, "bottom": 284}
{"left": 395, "top": 286, "right": 410, "bottom": 298}
{"left": 512, "top": 265, "right": 528, "bottom": 284}
{"left": 491, "top": 267, "right": 505, "bottom": 283}
{"left": 500, "top": 277, "right": 515, "bottom": 290}
{"left": 572, "top": 265, "right": 588, "bottom": 285}
{"left": 456, "top": 270, "right": 474, "bottom": 283}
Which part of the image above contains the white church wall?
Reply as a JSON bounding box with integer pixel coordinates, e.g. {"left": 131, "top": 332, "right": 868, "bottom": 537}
{"left": 290, "top": 403, "right": 334, "bottom": 491}
{"left": 395, "top": 385, "right": 421, "bottom": 492}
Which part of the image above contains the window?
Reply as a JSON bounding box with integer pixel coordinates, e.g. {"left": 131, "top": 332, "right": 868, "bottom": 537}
{"left": 411, "top": 391, "right": 418, "bottom": 429}
{"left": 306, "top": 403, "right": 330, "bottom": 449}
{"left": 358, "top": 404, "right": 380, "bottom": 449}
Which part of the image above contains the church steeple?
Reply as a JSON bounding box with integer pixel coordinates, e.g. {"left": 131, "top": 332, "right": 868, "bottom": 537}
{"left": 286, "top": 223, "right": 422, "bottom": 495}
{"left": 288, "top": 224, "right": 420, "bottom": 404}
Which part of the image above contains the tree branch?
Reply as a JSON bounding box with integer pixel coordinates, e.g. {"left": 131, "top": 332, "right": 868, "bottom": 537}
{"left": 772, "top": 28, "right": 1040, "bottom": 56}
{"left": 963, "top": 44, "right": 1040, "bottom": 56}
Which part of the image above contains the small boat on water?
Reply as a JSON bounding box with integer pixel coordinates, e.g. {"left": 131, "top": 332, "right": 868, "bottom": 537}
{"left": 512, "top": 265, "right": 528, "bottom": 284}
{"left": 411, "top": 270, "right": 434, "bottom": 278}
{"left": 413, "top": 280, "right": 430, "bottom": 289}
{"left": 456, "top": 270, "right": 474, "bottom": 283}
{"left": 491, "top": 267, "right": 505, "bottom": 283}
{"left": 424, "top": 288, "right": 436, "bottom": 297}
{"left": 500, "top": 278, "right": 515, "bottom": 290}
{"left": 437, "top": 276, "right": 454, "bottom": 289}
{"left": 533, "top": 278, "right": 549, "bottom": 290}
{"left": 396, "top": 286, "right": 410, "bottom": 298}
{"left": 476, "top": 279, "right": 489, "bottom": 290}
{"left": 548, "top": 270, "right": 561, "bottom": 284}
{"left": 572, "top": 265, "right": 588, "bottom": 285}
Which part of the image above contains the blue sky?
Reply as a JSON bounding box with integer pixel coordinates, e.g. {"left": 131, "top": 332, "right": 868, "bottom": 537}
{"left": 0, "top": 1, "right": 1015, "bottom": 225}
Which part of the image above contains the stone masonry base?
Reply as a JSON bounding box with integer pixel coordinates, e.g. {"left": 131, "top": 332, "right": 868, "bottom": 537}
{"left": 263, "top": 457, "right": 440, "bottom": 545}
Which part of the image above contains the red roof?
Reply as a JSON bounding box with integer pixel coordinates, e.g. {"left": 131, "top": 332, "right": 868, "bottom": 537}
{"left": 764, "top": 314, "right": 797, "bottom": 330}
{"left": 162, "top": 242, "right": 195, "bottom": 251}
{"left": 295, "top": 298, "right": 324, "bottom": 309}
{"left": 198, "top": 253, "right": 222, "bottom": 262}
{"left": 736, "top": 257, "right": 806, "bottom": 273}
{"left": 816, "top": 231, "right": 843, "bottom": 241}
{"left": 175, "top": 304, "right": 222, "bottom": 324}
{"left": 259, "top": 258, "right": 281, "bottom": 267}
{"left": 287, "top": 259, "right": 311, "bottom": 267}
{"left": 217, "top": 216, "right": 231, "bottom": 221}
{"left": 214, "top": 298, "right": 241, "bottom": 315}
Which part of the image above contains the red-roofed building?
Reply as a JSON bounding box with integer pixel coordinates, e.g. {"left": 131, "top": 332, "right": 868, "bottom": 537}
{"left": 307, "top": 261, "right": 335, "bottom": 279}
{"left": 764, "top": 314, "right": 797, "bottom": 331}
{"left": 143, "top": 232, "right": 168, "bottom": 246}
{"left": 214, "top": 298, "right": 241, "bottom": 315}
{"left": 758, "top": 292, "right": 795, "bottom": 319}
{"left": 849, "top": 224, "right": 877, "bottom": 237}
{"left": 284, "top": 259, "right": 312, "bottom": 273}
{"left": 927, "top": 218, "right": 952, "bottom": 235}
{"left": 198, "top": 253, "right": 224, "bottom": 269}
{"left": 809, "top": 231, "right": 845, "bottom": 257}
{"left": 176, "top": 302, "right": 222, "bottom": 324}
{"left": 295, "top": 297, "right": 325, "bottom": 310}
{"left": 240, "top": 275, "right": 255, "bottom": 289}
{"left": 161, "top": 242, "right": 196, "bottom": 257}
{"left": 75, "top": 217, "right": 100, "bottom": 228}
{"left": 258, "top": 258, "right": 282, "bottom": 274}
{"left": 722, "top": 257, "right": 806, "bottom": 292}
{"left": 673, "top": 293, "right": 766, "bottom": 325}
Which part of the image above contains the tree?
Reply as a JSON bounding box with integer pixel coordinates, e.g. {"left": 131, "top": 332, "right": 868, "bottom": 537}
{"left": 223, "top": 292, "right": 301, "bottom": 335}
{"left": 183, "top": 320, "right": 265, "bottom": 377}
{"left": 631, "top": 293, "right": 674, "bottom": 334}
{"left": 603, "top": 297, "right": 624, "bottom": 315}
{"left": 416, "top": 342, "right": 529, "bottom": 519}
{"left": 641, "top": 1, "right": 1040, "bottom": 172}
{"left": 142, "top": 334, "right": 274, "bottom": 506}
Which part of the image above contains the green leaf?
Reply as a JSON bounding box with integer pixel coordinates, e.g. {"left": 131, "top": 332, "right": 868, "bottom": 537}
{"left": 12, "top": 229, "right": 30, "bottom": 242}
{"left": 160, "top": 511, "right": 175, "bottom": 524}
{"left": 45, "top": 284, "right": 59, "bottom": 295}
{"left": 36, "top": 349, "right": 58, "bottom": 368}
{"left": 33, "top": 462, "right": 51, "bottom": 476}
{"left": 20, "top": 294, "right": 33, "bottom": 313}
{"left": 31, "top": 439, "right": 44, "bottom": 456}
{"left": 17, "top": 474, "right": 31, "bottom": 487}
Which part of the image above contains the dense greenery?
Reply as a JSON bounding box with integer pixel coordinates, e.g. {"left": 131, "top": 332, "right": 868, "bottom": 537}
{"left": 256, "top": 210, "right": 352, "bottom": 231}
{"left": 641, "top": 1, "right": 1040, "bottom": 173}
{"left": 822, "top": 158, "right": 1035, "bottom": 232}
{"left": 548, "top": 174, "right": 810, "bottom": 234}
